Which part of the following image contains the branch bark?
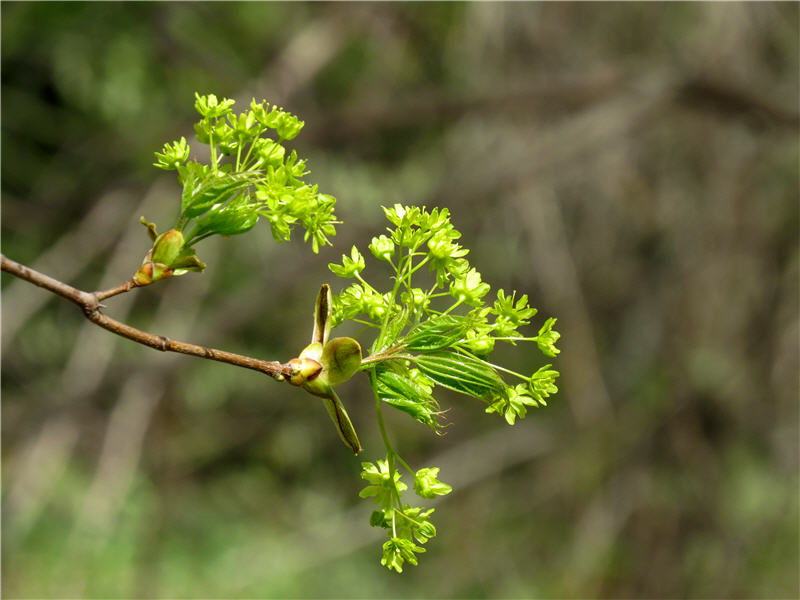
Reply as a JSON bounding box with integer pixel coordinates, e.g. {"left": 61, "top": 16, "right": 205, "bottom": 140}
{"left": 1, "top": 254, "right": 293, "bottom": 381}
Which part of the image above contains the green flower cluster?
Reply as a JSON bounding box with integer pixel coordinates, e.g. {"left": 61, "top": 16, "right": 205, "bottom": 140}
{"left": 360, "top": 460, "right": 451, "bottom": 573}
{"left": 329, "top": 204, "right": 561, "bottom": 571}
{"left": 328, "top": 204, "right": 560, "bottom": 428}
{"left": 141, "top": 93, "right": 337, "bottom": 284}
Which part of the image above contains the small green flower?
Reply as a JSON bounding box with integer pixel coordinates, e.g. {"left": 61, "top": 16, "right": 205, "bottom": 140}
{"left": 529, "top": 364, "right": 559, "bottom": 406}
{"left": 153, "top": 137, "right": 190, "bottom": 171}
{"left": 360, "top": 460, "right": 407, "bottom": 509}
{"left": 536, "top": 317, "right": 561, "bottom": 357}
{"left": 329, "top": 246, "right": 366, "bottom": 278}
{"left": 401, "top": 288, "right": 429, "bottom": 313}
{"left": 381, "top": 537, "right": 425, "bottom": 573}
{"left": 194, "top": 92, "right": 236, "bottom": 119}
{"left": 450, "top": 267, "right": 491, "bottom": 307}
{"left": 369, "top": 235, "right": 395, "bottom": 262}
{"left": 413, "top": 467, "right": 452, "bottom": 499}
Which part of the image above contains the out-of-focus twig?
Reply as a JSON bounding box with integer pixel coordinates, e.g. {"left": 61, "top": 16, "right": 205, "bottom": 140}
{"left": 306, "top": 71, "right": 626, "bottom": 143}
{"left": 676, "top": 76, "right": 800, "bottom": 128}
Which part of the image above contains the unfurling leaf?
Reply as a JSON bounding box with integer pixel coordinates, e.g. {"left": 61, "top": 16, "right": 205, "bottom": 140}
{"left": 414, "top": 351, "right": 505, "bottom": 401}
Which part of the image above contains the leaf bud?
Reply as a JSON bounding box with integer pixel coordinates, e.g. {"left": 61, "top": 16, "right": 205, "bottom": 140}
{"left": 319, "top": 337, "right": 362, "bottom": 387}
{"left": 288, "top": 356, "right": 323, "bottom": 387}
{"left": 150, "top": 230, "right": 184, "bottom": 266}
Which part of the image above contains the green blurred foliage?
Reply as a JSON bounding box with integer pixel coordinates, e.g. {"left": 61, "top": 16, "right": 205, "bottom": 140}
{"left": 2, "top": 2, "right": 798, "bottom": 598}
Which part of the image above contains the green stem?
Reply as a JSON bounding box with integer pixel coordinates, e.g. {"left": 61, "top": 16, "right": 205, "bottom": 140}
{"left": 407, "top": 255, "right": 430, "bottom": 279}
{"left": 451, "top": 346, "right": 529, "bottom": 381}
{"left": 370, "top": 371, "right": 404, "bottom": 508}
{"left": 426, "top": 280, "right": 439, "bottom": 297}
{"left": 371, "top": 370, "right": 395, "bottom": 456}
{"left": 395, "top": 454, "right": 415, "bottom": 477}
{"left": 183, "top": 229, "right": 216, "bottom": 247}
{"left": 354, "top": 272, "right": 381, "bottom": 296}
{"left": 208, "top": 123, "right": 217, "bottom": 174}
{"left": 352, "top": 319, "right": 381, "bottom": 331}
{"left": 441, "top": 297, "right": 464, "bottom": 316}
{"left": 375, "top": 253, "right": 407, "bottom": 351}
{"left": 239, "top": 126, "right": 263, "bottom": 169}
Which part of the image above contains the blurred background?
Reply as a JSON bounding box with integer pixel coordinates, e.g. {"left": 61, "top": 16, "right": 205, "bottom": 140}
{"left": 2, "top": 3, "right": 798, "bottom": 598}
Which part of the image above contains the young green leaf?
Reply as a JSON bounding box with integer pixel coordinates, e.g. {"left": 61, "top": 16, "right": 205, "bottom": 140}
{"left": 402, "top": 315, "right": 473, "bottom": 352}
{"left": 373, "top": 363, "right": 441, "bottom": 430}
{"left": 414, "top": 351, "right": 506, "bottom": 401}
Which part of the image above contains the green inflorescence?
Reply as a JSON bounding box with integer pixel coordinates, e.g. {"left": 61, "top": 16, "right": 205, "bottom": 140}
{"left": 328, "top": 204, "right": 561, "bottom": 571}
{"left": 140, "top": 93, "right": 337, "bottom": 284}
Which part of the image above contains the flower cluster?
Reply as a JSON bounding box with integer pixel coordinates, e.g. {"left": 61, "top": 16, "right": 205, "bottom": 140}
{"left": 142, "top": 93, "right": 337, "bottom": 284}
{"left": 328, "top": 204, "right": 560, "bottom": 427}
{"left": 329, "top": 204, "right": 561, "bottom": 571}
{"left": 360, "top": 460, "right": 451, "bottom": 573}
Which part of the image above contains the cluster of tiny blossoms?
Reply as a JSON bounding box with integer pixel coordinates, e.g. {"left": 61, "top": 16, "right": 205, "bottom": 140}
{"left": 329, "top": 204, "right": 560, "bottom": 428}
{"left": 153, "top": 93, "right": 337, "bottom": 255}
{"left": 327, "top": 204, "right": 560, "bottom": 572}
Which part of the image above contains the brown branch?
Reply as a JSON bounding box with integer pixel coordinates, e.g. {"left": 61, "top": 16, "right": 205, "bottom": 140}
{"left": 94, "top": 279, "right": 140, "bottom": 301}
{"left": 1, "top": 254, "right": 293, "bottom": 381}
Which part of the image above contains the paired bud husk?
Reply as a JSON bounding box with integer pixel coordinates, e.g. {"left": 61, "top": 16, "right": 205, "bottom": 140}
{"left": 133, "top": 218, "right": 205, "bottom": 285}
{"left": 287, "top": 285, "right": 363, "bottom": 454}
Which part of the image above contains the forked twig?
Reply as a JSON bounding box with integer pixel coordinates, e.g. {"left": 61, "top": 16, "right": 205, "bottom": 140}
{"left": 1, "top": 254, "right": 292, "bottom": 380}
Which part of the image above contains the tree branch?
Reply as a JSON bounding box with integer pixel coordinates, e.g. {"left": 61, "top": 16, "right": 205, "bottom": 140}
{"left": 94, "top": 279, "right": 140, "bottom": 301}
{"left": 1, "top": 254, "right": 293, "bottom": 381}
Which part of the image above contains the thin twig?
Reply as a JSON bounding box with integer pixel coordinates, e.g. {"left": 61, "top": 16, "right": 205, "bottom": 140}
{"left": 94, "top": 279, "right": 140, "bottom": 301}
{"left": 1, "top": 254, "right": 293, "bottom": 380}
